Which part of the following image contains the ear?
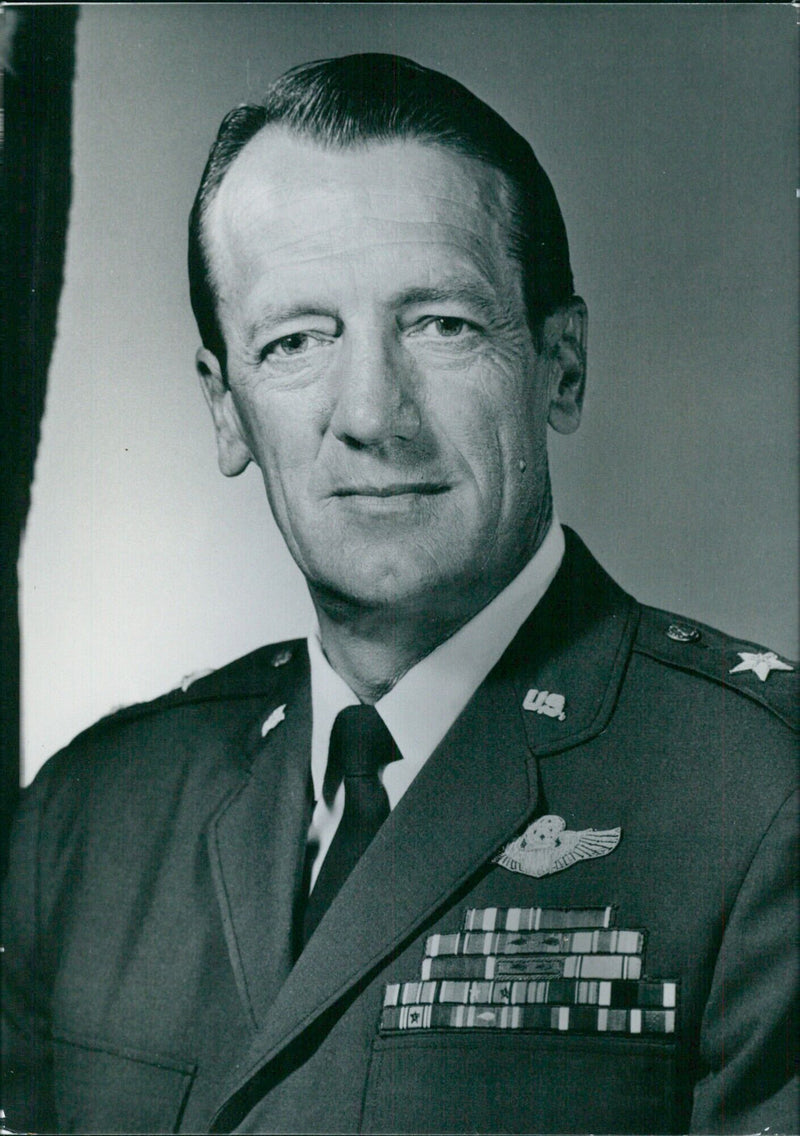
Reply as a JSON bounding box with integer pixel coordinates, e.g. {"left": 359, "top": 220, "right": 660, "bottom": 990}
{"left": 196, "top": 348, "right": 253, "bottom": 476}
{"left": 544, "top": 297, "right": 588, "bottom": 436}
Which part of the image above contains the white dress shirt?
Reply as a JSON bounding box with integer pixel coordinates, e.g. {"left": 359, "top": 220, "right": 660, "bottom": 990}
{"left": 305, "top": 518, "right": 565, "bottom": 890}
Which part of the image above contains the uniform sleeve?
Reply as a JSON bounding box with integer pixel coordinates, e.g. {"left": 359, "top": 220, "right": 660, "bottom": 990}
{"left": 690, "top": 788, "right": 798, "bottom": 1134}
{"left": 1, "top": 784, "right": 59, "bottom": 1133}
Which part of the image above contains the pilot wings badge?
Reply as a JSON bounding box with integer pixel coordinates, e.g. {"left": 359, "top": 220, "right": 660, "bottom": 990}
{"left": 494, "top": 814, "right": 622, "bottom": 879}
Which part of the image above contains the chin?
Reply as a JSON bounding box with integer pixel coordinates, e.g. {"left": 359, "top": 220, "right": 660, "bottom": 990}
{"left": 309, "top": 553, "right": 456, "bottom": 613}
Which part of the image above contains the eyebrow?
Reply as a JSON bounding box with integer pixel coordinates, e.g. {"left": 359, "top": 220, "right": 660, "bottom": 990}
{"left": 244, "top": 302, "right": 337, "bottom": 346}
{"left": 390, "top": 281, "right": 500, "bottom": 319}
{"left": 243, "top": 278, "right": 502, "bottom": 345}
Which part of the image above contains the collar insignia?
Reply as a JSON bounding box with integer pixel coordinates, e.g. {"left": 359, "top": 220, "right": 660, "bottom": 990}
{"left": 523, "top": 688, "right": 566, "bottom": 721}
{"left": 261, "top": 704, "right": 287, "bottom": 738}
{"left": 495, "top": 814, "right": 621, "bottom": 879}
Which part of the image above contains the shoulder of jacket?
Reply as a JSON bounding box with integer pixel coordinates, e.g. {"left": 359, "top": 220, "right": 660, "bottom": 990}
{"left": 65, "top": 637, "right": 308, "bottom": 742}
{"left": 633, "top": 605, "right": 797, "bottom": 731}
{"left": 24, "top": 639, "right": 309, "bottom": 814}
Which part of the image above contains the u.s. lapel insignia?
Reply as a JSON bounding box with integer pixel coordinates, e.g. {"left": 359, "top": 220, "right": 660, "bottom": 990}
{"left": 523, "top": 688, "right": 566, "bottom": 721}
{"left": 494, "top": 814, "right": 621, "bottom": 879}
{"left": 729, "top": 651, "right": 794, "bottom": 682}
{"left": 261, "top": 704, "right": 287, "bottom": 737}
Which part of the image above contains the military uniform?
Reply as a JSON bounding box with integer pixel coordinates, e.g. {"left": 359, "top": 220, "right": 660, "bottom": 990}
{"left": 2, "top": 530, "right": 796, "bottom": 1134}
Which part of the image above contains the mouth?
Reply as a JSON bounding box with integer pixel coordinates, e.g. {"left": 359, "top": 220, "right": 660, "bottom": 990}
{"left": 333, "top": 483, "right": 449, "bottom": 498}
{"left": 330, "top": 482, "right": 451, "bottom": 516}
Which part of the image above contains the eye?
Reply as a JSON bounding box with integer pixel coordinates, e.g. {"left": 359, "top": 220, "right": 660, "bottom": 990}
{"left": 407, "top": 315, "right": 482, "bottom": 345}
{"left": 426, "top": 316, "right": 471, "bottom": 338}
{"left": 260, "top": 331, "right": 328, "bottom": 362}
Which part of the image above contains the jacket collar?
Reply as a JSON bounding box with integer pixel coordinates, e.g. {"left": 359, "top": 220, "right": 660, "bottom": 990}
{"left": 509, "top": 527, "right": 639, "bottom": 755}
{"left": 210, "top": 528, "right": 639, "bottom": 1131}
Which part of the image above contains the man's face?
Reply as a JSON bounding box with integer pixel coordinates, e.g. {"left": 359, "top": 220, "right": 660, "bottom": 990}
{"left": 200, "top": 130, "right": 576, "bottom": 616}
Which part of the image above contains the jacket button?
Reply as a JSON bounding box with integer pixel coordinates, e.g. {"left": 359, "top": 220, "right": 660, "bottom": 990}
{"left": 666, "top": 622, "right": 701, "bottom": 643}
{"left": 272, "top": 648, "right": 293, "bottom": 667}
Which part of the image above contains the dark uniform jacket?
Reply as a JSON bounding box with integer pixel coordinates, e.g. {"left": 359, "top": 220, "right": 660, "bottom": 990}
{"left": 2, "top": 530, "right": 797, "bottom": 1134}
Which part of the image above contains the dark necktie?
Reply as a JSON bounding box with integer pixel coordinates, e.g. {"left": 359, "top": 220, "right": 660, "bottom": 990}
{"left": 303, "top": 705, "right": 399, "bottom": 944}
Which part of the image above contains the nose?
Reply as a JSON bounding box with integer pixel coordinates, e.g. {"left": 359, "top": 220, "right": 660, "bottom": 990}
{"left": 328, "top": 328, "right": 421, "bottom": 448}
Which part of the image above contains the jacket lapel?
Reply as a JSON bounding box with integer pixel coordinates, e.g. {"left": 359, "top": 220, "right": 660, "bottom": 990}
{"left": 275, "top": 661, "right": 537, "bottom": 1004}
{"left": 211, "top": 530, "right": 640, "bottom": 1130}
{"left": 212, "top": 661, "right": 537, "bottom": 1131}
{"left": 207, "top": 653, "right": 313, "bottom": 1029}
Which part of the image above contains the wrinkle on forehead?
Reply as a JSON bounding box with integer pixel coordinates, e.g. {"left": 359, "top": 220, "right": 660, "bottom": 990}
{"left": 205, "top": 131, "right": 519, "bottom": 307}
{"left": 226, "top": 222, "right": 506, "bottom": 263}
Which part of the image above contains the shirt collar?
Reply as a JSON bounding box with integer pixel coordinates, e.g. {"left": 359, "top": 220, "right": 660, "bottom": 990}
{"left": 308, "top": 517, "right": 564, "bottom": 807}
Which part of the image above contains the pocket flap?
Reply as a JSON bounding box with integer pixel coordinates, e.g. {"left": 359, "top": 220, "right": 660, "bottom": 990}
{"left": 363, "top": 1030, "right": 679, "bottom": 1134}
{"left": 53, "top": 1032, "right": 196, "bottom": 1134}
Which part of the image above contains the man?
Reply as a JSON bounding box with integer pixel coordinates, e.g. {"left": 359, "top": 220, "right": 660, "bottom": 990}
{"left": 2, "top": 54, "right": 796, "bottom": 1135}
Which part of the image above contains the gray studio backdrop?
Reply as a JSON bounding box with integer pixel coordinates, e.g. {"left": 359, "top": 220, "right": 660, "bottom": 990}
{"left": 20, "top": 4, "right": 798, "bottom": 783}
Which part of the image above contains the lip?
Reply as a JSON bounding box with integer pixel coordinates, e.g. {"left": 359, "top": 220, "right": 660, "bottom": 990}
{"left": 333, "top": 483, "right": 449, "bottom": 498}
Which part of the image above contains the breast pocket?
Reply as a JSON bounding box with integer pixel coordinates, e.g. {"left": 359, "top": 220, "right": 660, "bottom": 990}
{"left": 362, "top": 1030, "right": 679, "bottom": 1134}
{"left": 52, "top": 1031, "right": 197, "bottom": 1134}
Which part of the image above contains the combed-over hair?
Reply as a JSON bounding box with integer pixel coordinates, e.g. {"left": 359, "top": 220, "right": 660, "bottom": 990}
{"left": 188, "top": 53, "right": 575, "bottom": 368}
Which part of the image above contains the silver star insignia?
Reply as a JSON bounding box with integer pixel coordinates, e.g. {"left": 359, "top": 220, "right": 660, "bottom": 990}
{"left": 729, "top": 651, "right": 794, "bottom": 682}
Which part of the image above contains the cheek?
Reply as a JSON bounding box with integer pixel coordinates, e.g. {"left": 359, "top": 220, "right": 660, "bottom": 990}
{"left": 493, "top": 354, "right": 552, "bottom": 469}
{"left": 437, "top": 352, "right": 541, "bottom": 485}
{"left": 233, "top": 386, "right": 324, "bottom": 478}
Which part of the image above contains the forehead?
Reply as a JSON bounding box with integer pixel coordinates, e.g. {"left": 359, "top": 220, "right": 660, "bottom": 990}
{"left": 204, "top": 128, "right": 520, "bottom": 309}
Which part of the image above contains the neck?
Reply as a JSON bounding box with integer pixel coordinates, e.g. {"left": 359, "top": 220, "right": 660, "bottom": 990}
{"left": 312, "top": 591, "right": 478, "bottom": 704}
{"left": 310, "top": 509, "right": 553, "bottom": 703}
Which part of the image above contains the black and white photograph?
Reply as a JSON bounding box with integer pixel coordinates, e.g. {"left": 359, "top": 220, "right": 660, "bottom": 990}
{"left": 2, "top": 5, "right": 797, "bottom": 1133}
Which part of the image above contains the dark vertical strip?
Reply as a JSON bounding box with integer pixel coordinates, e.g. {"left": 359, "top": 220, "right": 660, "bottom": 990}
{"left": 0, "top": 6, "right": 78, "bottom": 876}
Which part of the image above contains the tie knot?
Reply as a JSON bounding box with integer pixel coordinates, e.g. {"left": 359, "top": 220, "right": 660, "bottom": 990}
{"left": 330, "top": 704, "right": 398, "bottom": 779}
